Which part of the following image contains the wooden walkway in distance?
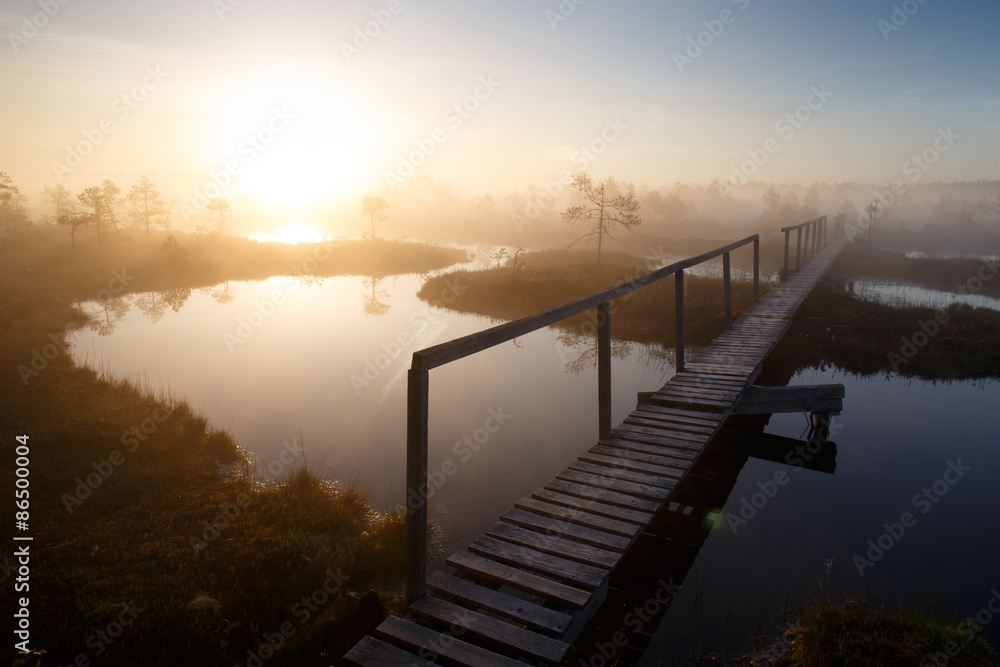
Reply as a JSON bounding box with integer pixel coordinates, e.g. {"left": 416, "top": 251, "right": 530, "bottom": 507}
{"left": 346, "top": 237, "right": 848, "bottom": 666}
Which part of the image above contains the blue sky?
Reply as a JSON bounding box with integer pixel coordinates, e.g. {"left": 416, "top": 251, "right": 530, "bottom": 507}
{"left": 1, "top": 0, "right": 997, "bottom": 213}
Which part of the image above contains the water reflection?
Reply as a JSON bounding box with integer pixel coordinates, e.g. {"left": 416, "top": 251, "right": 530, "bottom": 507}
{"left": 83, "top": 294, "right": 132, "bottom": 336}
{"left": 850, "top": 278, "right": 1000, "bottom": 311}
{"left": 361, "top": 276, "right": 391, "bottom": 317}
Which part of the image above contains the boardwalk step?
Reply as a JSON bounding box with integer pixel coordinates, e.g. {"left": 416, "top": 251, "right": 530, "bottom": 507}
{"left": 446, "top": 550, "right": 590, "bottom": 608}
{"left": 427, "top": 571, "right": 573, "bottom": 636}
{"left": 373, "top": 615, "right": 525, "bottom": 667}
{"left": 589, "top": 444, "right": 693, "bottom": 472}
{"left": 568, "top": 460, "right": 678, "bottom": 490}
{"left": 486, "top": 521, "right": 621, "bottom": 569}
{"left": 532, "top": 487, "right": 655, "bottom": 524}
{"left": 515, "top": 496, "right": 642, "bottom": 538}
{"left": 345, "top": 635, "right": 439, "bottom": 666}
{"left": 599, "top": 437, "right": 699, "bottom": 461}
{"left": 557, "top": 468, "right": 671, "bottom": 502}
{"left": 500, "top": 507, "right": 632, "bottom": 552}
{"left": 580, "top": 451, "right": 687, "bottom": 479}
{"left": 410, "top": 595, "right": 570, "bottom": 663}
{"left": 469, "top": 535, "right": 608, "bottom": 589}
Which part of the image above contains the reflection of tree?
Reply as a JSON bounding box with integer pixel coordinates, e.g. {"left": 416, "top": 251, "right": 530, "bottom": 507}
{"left": 162, "top": 287, "right": 192, "bottom": 312}
{"left": 135, "top": 292, "right": 167, "bottom": 324}
{"left": 209, "top": 281, "right": 235, "bottom": 304}
{"left": 85, "top": 295, "right": 133, "bottom": 336}
{"left": 361, "top": 276, "right": 391, "bottom": 316}
{"left": 556, "top": 331, "right": 632, "bottom": 375}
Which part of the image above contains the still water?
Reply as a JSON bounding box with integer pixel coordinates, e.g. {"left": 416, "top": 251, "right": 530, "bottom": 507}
{"left": 69, "top": 252, "right": 1000, "bottom": 660}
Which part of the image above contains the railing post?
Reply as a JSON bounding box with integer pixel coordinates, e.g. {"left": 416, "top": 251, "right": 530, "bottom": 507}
{"left": 795, "top": 229, "right": 803, "bottom": 271}
{"left": 405, "top": 365, "right": 429, "bottom": 606}
{"left": 753, "top": 238, "right": 760, "bottom": 302}
{"left": 803, "top": 225, "right": 811, "bottom": 262}
{"left": 675, "top": 270, "right": 685, "bottom": 372}
{"left": 783, "top": 230, "right": 790, "bottom": 280}
{"left": 597, "top": 301, "right": 611, "bottom": 439}
{"left": 722, "top": 252, "right": 732, "bottom": 328}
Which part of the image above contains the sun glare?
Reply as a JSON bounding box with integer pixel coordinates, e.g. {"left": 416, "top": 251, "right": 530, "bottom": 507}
{"left": 251, "top": 223, "right": 327, "bottom": 245}
{"left": 213, "top": 67, "right": 382, "bottom": 210}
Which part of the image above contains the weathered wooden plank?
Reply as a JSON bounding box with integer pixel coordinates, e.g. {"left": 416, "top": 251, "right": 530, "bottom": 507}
{"left": 533, "top": 487, "right": 656, "bottom": 524}
{"left": 374, "top": 616, "right": 526, "bottom": 667}
{"left": 614, "top": 421, "right": 709, "bottom": 442}
{"left": 568, "top": 460, "right": 678, "bottom": 489}
{"left": 624, "top": 414, "right": 716, "bottom": 435}
{"left": 487, "top": 521, "right": 621, "bottom": 569}
{"left": 427, "top": 571, "right": 573, "bottom": 636}
{"left": 610, "top": 425, "right": 710, "bottom": 449}
{"left": 579, "top": 451, "right": 686, "bottom": 479}
{"left": 500, "top": 507, "right": 631, "bottom": 552}
{"left": 632, "top": 404, "right": 722, "bottom": 425}
{"left": 733, "top": 384, "right": 845, "bottom": 415}
{"left": 446, "top": 550, "right": 590, "bottom": 608}
{"left": 589, "top": 444, "right": 693, "bottom": 471}
{"left": 409, "top": 595, "right": 570, "bottom": 664}
{"left": 514, "top": 496, "right": 641, "bottom": 538}
{"left": 599, "top": 436, "right": 699, "bottom": 461}
{"left": 469, "top": 535, "right": 608, "bottom": 589}
{"left": 557, "top": 468, "right": 671, "bottom": 501}
{"left": 344, "top": 635, "right": 440, "bottom": 666}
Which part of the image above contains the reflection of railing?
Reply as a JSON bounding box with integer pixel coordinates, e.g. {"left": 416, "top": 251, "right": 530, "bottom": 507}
{"left": 403, "top": 235, "right": 760, "bottom": 603}
{"left": 781, "top": 215, "right": 829, "bottom": 278}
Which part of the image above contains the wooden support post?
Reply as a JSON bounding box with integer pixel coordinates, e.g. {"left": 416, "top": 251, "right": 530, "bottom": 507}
{"left": 674, "top": 270, "right": 685, "bottom": 372}
{"left": 783, "top": 230, "right": 790, "bottom": 280}
{"left": 753, "top": 238, "right": 760, "bottom": 302}
{"left": 795, "top": 228, "right": 803, "bottom": 271}
{"left": 597, "top": 301, "right": 611, "bottom": 439}
{"left": 722, "top": 252, "right": 732, "bottom": 328}
{"left": 803, "top": 225, "right": 811, "bottom": 262}
{"left": 405, "top": 366, "right": 429, "bottom": 606}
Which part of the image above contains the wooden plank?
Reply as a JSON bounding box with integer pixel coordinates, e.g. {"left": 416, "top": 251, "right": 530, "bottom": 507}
{"left": 427, "top": 571, "right": 573, "bottom": 636}
{"left": 624, "top": 414, "right": 716, "bottom": 435}
{"left": 514, "top": 496, "right": 641, "bottom": 538}
{"left": 409, "top": 595, "right": 570, "bottom": 664}
{"left": 568, "top": 460, "right": 678, "bottom": 489}
{"left": 599, "top": 436, "right": 699, "bottom": 461}
{"left": 632, "top": 404, "right": 721, "bottom": 425}
{"left": 614, "top": 421, "right": 710, "bottom": 442}
{"left": 374, "top": 615, "right": 526, "bottom": 667}
{"left": 533, "top": 487, "right": 655, "bottom": 524}
{"left": 589, "top": 444, "right": 693, "bottom": 471}
{"left": 446, "top": 550, "right": 590, "bottom": 609}
{"left": 579, "top": 451, "right": 686, "bottom": 479}
{"left": 544, "top": 479, "right": 661, "bottom": 514}
{"left": 469, "top": 535, "right": 608, "bottom": 589}
{"left": 557, "top": 468, "right": 671, "bottom": 501}
{"left": 734, "top": 384, "right": 845, "bottom": 415}
{"left": 500, "top": 507, "right": 631, "bottom": 552}
{"left": 486, "top": 521, "right": 621, "bottom": 569}
{"left": 610, "top": 425, "right": 709, "bottom": 449}
{"left": 344, "top": 635, "right": 439, "bottom": 666}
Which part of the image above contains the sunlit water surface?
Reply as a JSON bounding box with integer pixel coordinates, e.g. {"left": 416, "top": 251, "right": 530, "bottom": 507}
{"left": 69, "top": 255, "right": 1000, "bottom": 660}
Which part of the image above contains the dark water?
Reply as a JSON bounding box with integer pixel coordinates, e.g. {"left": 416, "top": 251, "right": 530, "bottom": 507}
{"left": 69, "top": 252, "right": 1000, "bottom": 663}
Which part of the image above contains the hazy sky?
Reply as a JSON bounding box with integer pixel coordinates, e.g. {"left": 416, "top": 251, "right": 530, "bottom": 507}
{"left": 2, "top": 0, "right": 998, "bottom": 215}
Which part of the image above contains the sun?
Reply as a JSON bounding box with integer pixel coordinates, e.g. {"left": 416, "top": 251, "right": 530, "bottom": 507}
{"left": 213, "top": 67, "right": 383, "bottom": 211}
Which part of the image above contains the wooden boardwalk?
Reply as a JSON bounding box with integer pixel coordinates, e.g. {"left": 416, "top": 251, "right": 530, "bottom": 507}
{"left": 346, "top": 236, "right": 848, "bottom": 666}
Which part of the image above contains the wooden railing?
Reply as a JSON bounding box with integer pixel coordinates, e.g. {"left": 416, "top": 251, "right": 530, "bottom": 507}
{"left": 403, "top": 235, "right": 760, "bottom": 603}
{"left": 781, "top": 215, "right": 828, "bottom": 278}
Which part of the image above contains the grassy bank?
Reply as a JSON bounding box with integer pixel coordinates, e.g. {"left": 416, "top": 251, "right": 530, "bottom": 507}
{"left": 419, "top": 248, "right": 771, "bottom": 346}
{"left": 0, "top": 227, "right": 464, "bottom": 665}
{"left": 751, "top": 598, "right": 996, "bottom": 666}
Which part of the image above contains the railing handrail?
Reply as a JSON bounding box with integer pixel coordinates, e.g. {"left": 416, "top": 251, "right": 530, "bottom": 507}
{"left": 412, "top": 234, "right": 760, "bottom": 373}
{"left": 780, "top": 216, "right": 826, "bottom": 233}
